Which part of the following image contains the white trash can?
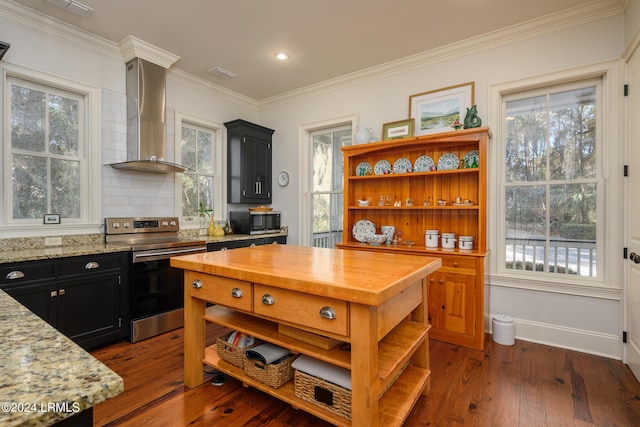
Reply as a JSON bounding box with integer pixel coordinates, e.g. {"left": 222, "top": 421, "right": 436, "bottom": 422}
{"left": 492, "top": 314, "right": 515, "bottom": 346}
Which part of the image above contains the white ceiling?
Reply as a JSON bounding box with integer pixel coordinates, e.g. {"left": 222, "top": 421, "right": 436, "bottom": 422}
{"left": 8, "top": 0, "right": 618, "bottom": 101}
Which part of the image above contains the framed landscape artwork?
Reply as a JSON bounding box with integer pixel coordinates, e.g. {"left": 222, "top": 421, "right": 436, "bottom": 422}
{"left": 409, "top": 82, "right": 474, "bottom": 135}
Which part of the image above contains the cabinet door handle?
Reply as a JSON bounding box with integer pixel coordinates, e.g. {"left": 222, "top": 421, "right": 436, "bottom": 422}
{"left": 192, "top": 279, "right": 203, "bottom": 289}
{"left": 51, "top": 290, "right": 58, "bottom": 298}
{"left": 319, "top": 306, "right": 337, "bottom": 320}
{"left": 85, "top": 261, "right": 100, "bottom": 269}
{"left": 58, "top": 289, "right": 65, "bottom": 296}
{"left": 6, "top": 271, "right": 25, "bottom": 280}
{"left": 231, "top": 288, "right": 243, "bottom": 298}
{"left": 439, "top": 279, "right": 444, "bottom": 285}
{"left": 262, "top": 294, "right": 274, "bottom": 305}
{"left": 453, "top": 262, "right": 459, "bottom": 267}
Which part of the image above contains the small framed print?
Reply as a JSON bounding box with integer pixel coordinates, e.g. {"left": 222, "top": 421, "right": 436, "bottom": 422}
{"left": 382, "top": 118, "right": 414, "bottom": 140}
{"left": 43, "top": 214, "right": 60, "bottom": 224}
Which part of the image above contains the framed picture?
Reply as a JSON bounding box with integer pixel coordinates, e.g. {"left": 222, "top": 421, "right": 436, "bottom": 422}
{"left": 382, "top": 118, "right": 414, "bottom": 140}
{"left": 43, "top": 214, "right": 60, "bottom": 224}
{"left": 409, "top": 82, "right": 474, "bottom": 136}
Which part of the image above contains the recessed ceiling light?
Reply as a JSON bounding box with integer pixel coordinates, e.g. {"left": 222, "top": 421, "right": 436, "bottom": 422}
{"left": 274, "top": 52, "right": 290, "bottom": 61}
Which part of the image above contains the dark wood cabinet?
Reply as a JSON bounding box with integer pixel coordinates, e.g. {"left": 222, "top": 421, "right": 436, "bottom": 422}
{"left": 225, "top": 119, "right": 274, "bottom": 204}
{"left": 0, "top": 252, "right": 129, "bottom": 350}
{"left": 206, "top": 235, "right": 287, "bottom": 252}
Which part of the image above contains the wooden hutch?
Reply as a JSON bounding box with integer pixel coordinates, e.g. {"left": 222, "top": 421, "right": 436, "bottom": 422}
{"left": 337, "top": 127, "right": 490, "bottom": 350}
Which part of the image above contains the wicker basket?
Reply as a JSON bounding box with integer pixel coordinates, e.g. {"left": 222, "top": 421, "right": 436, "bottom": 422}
{"left": 294, "top": 370, "right": 352, "bottom": 420}
{"left": 216, "top": 332, "right": 260, "bottom": 368}
{"left": 244, "top": 353, "right": 297, "bottom": 389}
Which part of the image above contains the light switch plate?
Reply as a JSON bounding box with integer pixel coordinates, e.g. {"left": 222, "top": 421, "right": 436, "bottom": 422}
{"left": 45, "top": 237, "right": 62, "bottom": 246}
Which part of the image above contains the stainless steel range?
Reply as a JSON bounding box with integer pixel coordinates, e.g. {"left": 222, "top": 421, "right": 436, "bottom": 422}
{"left": 105, "top": 217, "right": 206, "bottom": 342}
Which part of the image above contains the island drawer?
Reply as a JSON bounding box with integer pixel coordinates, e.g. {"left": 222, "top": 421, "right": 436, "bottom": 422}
{"left": 186, "top": 272, "right": 252, "bottom": 312}
{"left": 253, "top": 284, "right": 348, "bottom": 336}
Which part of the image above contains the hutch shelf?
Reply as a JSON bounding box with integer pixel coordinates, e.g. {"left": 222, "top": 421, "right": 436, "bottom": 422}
{"left": 336, "top": 127, "right": 490, "bottom": 350}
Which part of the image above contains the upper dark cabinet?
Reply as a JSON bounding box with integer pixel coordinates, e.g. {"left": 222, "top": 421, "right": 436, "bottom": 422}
{"left": 225, "top": 119, "right": 274, "bottom": 204}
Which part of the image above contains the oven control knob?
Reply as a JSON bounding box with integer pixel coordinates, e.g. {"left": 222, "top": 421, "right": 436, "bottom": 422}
{"left": 162, "top": 221, "right": 169, "bottom": 227}
{"left": 112, "top": 222, "right": 120, "bottom": 229}
{"left": 123, "top": 222, "right": 130, "bottom": 228}
{"left": 192, "top": 279, "right": 202, "bottom": 289}
{"left": 170, "top": 220, "right": 176, "bottom": 226}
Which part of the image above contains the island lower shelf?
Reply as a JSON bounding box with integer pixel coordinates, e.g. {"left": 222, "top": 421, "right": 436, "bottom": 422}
{"left": 203, "top": 304, "right": 431, "bottom": 426}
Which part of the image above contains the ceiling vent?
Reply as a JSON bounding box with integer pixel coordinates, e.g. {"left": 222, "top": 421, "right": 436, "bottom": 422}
{"left": 208, "top": 66, "right": 237, "bottom": 79}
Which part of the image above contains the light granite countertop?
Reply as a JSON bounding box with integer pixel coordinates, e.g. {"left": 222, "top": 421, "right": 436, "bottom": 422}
{"left": 0, "top": 290, "right": 123, "bottom": 426}
{"left": 0, "top": 229, "right": 288, "bottom": 265}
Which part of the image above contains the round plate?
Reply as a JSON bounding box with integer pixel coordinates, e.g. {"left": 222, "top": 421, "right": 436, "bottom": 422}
{"left": 414, "top": 155, "right": 435, "bottom": 172}
{"left": 393, "top": 157, "right": 412, "bottom": 174}
{"left": 437, "top": 152, "right": 460, "bottom": 170}
{"left": 374, "top": 159, "right": 392, "bottom": 175}
{"left": 355, "top": 161, "right": 372, "bottom": 176}
{"left": 463, "top": 150, "right": 479, "bottom": 168}
{"left": 352, "top": 219, "right": 376, "bottom": 243}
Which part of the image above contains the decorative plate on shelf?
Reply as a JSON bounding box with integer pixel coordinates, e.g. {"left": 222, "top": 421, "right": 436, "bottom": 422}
{"left": 355, "top": 161, "right": 372, "bottom": 176}
{"left": 463, "top": 150, "right": 480, "bottom": 168}
{"left": 414, "top": 155, "right": 435, "bottom": 172}
{"left": 437, "top": 152, "right": 460, "bottom": 170}
{"left": 352, "top": 219, "right": 376, "bottom": 243}
{"left": 393, "top": 157, "right": 412, "bottom": 174}
{"left": 374, "top": 159, "right": 392, "bottom": 175}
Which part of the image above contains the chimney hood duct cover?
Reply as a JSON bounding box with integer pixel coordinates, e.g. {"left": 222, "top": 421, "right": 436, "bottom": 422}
{"left": 110, "top": 58, "right": 186, "bottom": 173}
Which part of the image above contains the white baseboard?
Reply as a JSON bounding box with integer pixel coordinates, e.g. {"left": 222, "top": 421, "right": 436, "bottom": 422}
{"left": 485, "top": 314, "right": 621, "bottom": 360}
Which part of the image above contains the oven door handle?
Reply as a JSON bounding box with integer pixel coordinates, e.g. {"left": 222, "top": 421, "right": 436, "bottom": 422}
{"left": 132, "top": 246, "right": 206, "bottom": 262}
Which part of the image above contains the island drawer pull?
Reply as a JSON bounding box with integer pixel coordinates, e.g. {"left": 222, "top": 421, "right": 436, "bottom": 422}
{"left": 261, "top": 294, "right": 274, "bottom": 305}
{"left": 192, "top": 279, "right": 203, "bottom": 289}
{"left": 319, "top": 306, "right": 337, "bottom": 320}
{"left": 231, "top": 287, "right": 243, "bottom": 298}
{"left": 85, "top": 261, "right": 100, "bottom": 270}
{"left": 6, "top": 271, "right": 25, "bottom": 280}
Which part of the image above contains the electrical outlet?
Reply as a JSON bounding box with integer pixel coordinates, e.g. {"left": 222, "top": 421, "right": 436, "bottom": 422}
{"left": 45, "top": 237, "right": 62, "bottom": 246}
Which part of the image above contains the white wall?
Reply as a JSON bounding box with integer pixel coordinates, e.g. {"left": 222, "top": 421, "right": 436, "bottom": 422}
{"left": 259, "top": 15, "right": 626, "bottom": 358}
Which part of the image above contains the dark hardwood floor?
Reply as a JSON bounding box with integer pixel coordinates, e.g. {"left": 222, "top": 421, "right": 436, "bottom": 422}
{"left": 91, "top": 323, "right": 640, "bottom": 426}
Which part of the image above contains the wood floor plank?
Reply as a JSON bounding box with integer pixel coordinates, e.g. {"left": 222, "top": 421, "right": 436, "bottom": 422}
{"left": 91, "top": 325, "right": 640, "bottom": 426}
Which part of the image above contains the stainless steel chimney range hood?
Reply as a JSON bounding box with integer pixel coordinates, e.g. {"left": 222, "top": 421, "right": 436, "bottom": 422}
{"left": 110, "top": 57, "right": 186, "bottom": 174}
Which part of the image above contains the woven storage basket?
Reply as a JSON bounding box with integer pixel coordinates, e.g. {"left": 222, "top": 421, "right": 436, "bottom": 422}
{"left": 216, "top": 332, "right": 260, "bottom": 369}
{"left": 294, "top": 370, "right": 352, "bottom": 420}
{"left": 244, "top": 353, "right": 296, "bottom": 389}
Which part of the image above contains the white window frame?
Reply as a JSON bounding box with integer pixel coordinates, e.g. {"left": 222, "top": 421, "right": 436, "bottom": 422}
{"left": 0, "top": 63, "right": 101, "bottom": 237}
{"left": 299, "top": 114, "right": 356, "bottom": 247}
{"left": 488, "top": 60, "right": 624, "bottom": 298}
{"left": 174, "top": 111, "right": 224, "bottom": 229}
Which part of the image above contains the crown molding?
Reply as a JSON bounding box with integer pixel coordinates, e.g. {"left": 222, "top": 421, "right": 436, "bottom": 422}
{"left": 257, "top": 0, "right": 624, "bottom": 109}
{"left": 119, "top": 35, "right": 179, "bottom": 69}
{"left": 0, "top": 0, "right": 121, "bottom": 61}
{"left": 1, "top": 0, "right": 625, "bottom": 110}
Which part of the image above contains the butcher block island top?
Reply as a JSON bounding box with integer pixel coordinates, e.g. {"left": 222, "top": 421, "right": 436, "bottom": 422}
{"left": 172, "top": 245, "right": 441, "bottom": 426}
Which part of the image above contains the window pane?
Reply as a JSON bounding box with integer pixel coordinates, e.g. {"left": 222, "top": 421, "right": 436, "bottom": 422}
{"left": 51, "top": 158, "right": 80, "bottom": 218}
{"left": 181, "top": 127, "right": 197, "bottom": 171}
{"left": 49, "top": 95, "right": 79, "bottom": 156}
{"left": 549, "top": 87, "right": 596, "bottom": 180}
{"left": 11, "top": 85, "right": 46, "bottom": 152}
{"left": 181, "top": 173, "right": 197, "bottom": 217}
{"left": 197, "top": 130, "right": 213, "bottom": 174}
{"left": 313, "top": 133, "right": 332, "bottom": 192}
{"left": 505, "top": 95, "right": 547, "bottom": 182}
{"left": 505, "top": 185, "right": 546, "bottom": 271}
{"left": 12, "top": 154, "right": 47, "bottom": 219}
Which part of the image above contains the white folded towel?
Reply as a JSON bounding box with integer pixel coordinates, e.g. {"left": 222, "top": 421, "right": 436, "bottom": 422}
{"left": 292, "top": 355, "right": 352, "bottom": 390}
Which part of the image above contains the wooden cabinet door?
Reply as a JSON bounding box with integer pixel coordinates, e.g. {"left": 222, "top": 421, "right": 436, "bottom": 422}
{"left": 428, "top": 271, "right": 476, "bottom": 337}
{"left": 241, "top": 136, "right": 272, "bottom": 203}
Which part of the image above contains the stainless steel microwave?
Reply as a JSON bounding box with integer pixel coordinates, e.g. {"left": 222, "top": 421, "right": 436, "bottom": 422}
{"left": 230, "top": 211, "right": 281, "bottom": 235}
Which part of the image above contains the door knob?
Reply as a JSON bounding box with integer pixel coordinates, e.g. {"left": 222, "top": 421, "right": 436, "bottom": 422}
{"left": 630, "top": 252, "right": 640, "bottom": 264}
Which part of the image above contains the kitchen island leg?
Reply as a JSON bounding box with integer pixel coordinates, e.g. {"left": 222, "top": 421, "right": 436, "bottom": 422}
{"left": 184, "top": 293, "right": 206, "bottom": 388}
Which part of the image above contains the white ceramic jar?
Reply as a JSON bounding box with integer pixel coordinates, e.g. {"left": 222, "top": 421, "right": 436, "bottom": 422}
{"left": 425, "top": 230, "right": 439, "bottom": 248}
{"left": 441, "top": 232, "right": 456, "bottom": 249}
{"left": 459, "top": 235, "right": 473, "bottom": 250}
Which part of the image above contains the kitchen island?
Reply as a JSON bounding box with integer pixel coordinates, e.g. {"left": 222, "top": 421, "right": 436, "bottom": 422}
{"left": 172, "top": 244, "right": 441, "bottom": 426}
{"left": 0, "top": 289, "right": 123, "bottom": 427}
